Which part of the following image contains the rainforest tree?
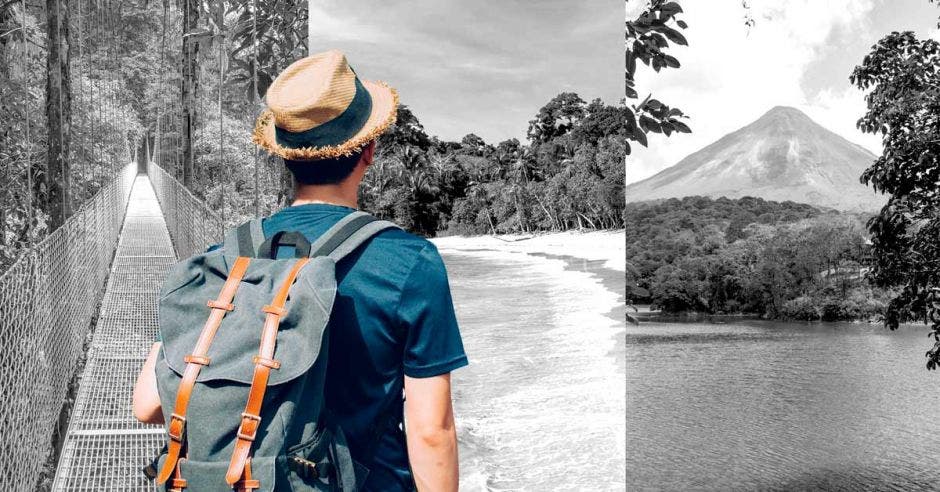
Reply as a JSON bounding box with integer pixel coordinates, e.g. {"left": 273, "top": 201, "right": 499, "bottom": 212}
{"left": 851, "top": 29, "right": 940, "bottom": 368}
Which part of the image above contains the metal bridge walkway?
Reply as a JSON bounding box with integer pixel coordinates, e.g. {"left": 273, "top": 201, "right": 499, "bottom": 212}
{"left": 52, "top": 175, "right": 171, "bottom": 491}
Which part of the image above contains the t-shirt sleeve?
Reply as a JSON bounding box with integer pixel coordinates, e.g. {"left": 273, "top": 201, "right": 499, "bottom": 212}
{"left": 397, "top": 243, "right": 468, "bottom": 378}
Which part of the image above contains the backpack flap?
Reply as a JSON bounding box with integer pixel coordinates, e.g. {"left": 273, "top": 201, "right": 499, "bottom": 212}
{"left": 158, "top": 253, "right": 338, "bottom": 386}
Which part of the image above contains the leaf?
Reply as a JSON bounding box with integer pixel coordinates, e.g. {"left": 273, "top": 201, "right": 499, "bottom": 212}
{"left": 660, "top": 2, "right": 683, "bottom": 17}
{"left": 662, "top": 27, "right": 688, "bottom": 46}
{"left": 672, "top": 120, "right": 691, "bottom": 133}
{"left": 639, "top": 115, "right": 662, "bottom": 133}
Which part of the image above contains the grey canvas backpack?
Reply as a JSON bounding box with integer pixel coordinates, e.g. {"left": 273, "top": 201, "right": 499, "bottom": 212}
{"left": 150, "top": 211, "right": 398, "bottom": 492}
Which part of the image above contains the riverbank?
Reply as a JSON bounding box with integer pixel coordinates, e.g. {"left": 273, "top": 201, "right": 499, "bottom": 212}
{"left": 432, "top": 229, "right": 625, "bottom": 273}
{"left": 637, "top": 309, "right": 884, "bottom": 324}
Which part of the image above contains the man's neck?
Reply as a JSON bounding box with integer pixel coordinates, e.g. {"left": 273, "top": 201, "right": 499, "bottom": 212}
{"left": 291, "top": 184, "right": 359, "bottom": 209}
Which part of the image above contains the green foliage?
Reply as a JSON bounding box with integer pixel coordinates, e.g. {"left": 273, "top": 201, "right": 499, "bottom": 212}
{"left": 356, "top": 97, "right": 627, "bottom": 236}
{"left": 850, "top": 29, "right": 940, "bottom": 368}
{"left": 625, "top": 196, "right": 885, "bottom": 320}
{"left": 526, "top": 92, "right": 586, "bottom": 145}
{"left": 0, "top": 1, "right": 143, "bottom": 272}
{"left": 625, "top": 0, "right": 691, "bottom": 155}
{"left": 226, "top": 0, "right": 308, "bottom": 102}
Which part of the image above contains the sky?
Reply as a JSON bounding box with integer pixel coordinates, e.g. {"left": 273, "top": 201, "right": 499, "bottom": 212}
{"left": 626, "top": 0, "right": 940, "bottom": 185}
{"left": 307, "top": 0, "right": 623, "bottom": 144}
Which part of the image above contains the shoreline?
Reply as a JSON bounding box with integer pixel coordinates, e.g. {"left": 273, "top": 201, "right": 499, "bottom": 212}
{"left": 432, "top": 229, "right": 626, "bottom": 375}
{"left": 432, "top": 228, "right": 625, "bottom": 273}
{"left": 438, "top": 229, "right": 626, "bottom": 488}
{"left": 637, "top": 311, "right": 884, "bottom": 325}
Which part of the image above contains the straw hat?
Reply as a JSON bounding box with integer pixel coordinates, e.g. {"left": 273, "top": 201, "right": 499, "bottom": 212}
{"left": 253, "top": 50, "right": 399, "bottom": 161}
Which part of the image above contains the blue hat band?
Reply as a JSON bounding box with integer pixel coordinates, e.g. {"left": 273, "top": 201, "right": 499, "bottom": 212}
{"left": 275, "top": 77, "right": 373, "bottom": 150}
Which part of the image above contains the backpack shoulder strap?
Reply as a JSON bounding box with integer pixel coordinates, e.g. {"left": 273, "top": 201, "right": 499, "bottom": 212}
{"left": 309, "top": 211, "right": 400, "bottom": 261}
{"left": 222, "top": 217, "right": 265, "bottom": 266}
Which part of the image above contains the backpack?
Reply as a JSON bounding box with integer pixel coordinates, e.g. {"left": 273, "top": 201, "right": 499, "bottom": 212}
{"left": 150, "top": 211, "right": 399, "bottom": 492}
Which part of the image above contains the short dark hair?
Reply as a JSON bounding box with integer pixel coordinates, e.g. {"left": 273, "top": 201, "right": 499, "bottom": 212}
{"left": 284, "top": 147, "right": 365, "bottom": 185}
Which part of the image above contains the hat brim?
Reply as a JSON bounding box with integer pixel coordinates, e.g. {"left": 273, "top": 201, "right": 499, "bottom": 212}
{"left": 253, "top": 79, "right": 399, "bottom": 161}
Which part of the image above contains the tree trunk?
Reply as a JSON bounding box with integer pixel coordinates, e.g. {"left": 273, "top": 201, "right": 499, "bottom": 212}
{"left": 45, "top": 0, "right": 71, "bottom": 230}
{"left": 180, "top": 0, "right": 199, "bottom": 189}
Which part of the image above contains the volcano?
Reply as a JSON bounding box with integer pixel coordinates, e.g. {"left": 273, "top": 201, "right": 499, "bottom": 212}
{"left": 625, "top": 106, "right": 883, "bottom": 212}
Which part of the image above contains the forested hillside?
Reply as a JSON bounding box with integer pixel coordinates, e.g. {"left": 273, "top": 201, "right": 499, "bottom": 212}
{"left": 626, "top": 196, "right": 892, "bottom": 321}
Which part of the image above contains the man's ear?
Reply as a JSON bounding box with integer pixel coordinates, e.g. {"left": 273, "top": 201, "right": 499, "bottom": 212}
{"left": 360, "top": 140, "right": 377, "bottom": 168}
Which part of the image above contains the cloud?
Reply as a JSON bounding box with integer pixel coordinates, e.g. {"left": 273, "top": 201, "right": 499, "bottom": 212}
{"left": 308, "top": 0, "right": 622, "bottom": 143}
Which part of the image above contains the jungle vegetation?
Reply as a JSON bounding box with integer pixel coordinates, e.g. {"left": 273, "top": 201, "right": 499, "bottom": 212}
{"left": 625, "top": 196, "right": 892, "bottom": 321}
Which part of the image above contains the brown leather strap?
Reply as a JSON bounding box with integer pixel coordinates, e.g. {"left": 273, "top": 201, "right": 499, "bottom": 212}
{"left": 225, "top": 258, "right": 310, "bottom": 485}
{"left": 156, "top": 256, "right": 252, "bottom": 485}
{"left": 167, "top": 458, "right": 187, "bottom": 492}
{"left": 232, "top": 457, "right": 261, "bottom": 492}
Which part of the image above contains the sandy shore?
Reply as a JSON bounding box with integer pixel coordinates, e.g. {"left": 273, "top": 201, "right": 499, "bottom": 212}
{"left": 431, "top": 229, "right": 625, "bottom": 273}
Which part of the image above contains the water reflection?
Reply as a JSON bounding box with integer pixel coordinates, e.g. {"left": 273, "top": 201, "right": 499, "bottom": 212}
{"left": 628, "top": 321, "right": 940, "bottom": 490}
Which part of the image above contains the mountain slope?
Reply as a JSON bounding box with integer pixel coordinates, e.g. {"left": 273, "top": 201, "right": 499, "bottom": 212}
{"left": 625, "top": 106, "right": 883, "bottom": 212}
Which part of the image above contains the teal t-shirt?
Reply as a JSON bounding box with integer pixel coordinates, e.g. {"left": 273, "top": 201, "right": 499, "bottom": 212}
{"left": 262, "top": 203, "right": 467, "bottom": 490}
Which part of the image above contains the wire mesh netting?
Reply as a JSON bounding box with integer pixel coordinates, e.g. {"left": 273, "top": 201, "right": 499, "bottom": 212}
{"left": 51, "top": 174, "right": 173, "bottom": 491}
{"left": 0, "top": 164, "right": 135, "bottom": 490}
{"left": 147, "top": 161, "right": 225, "bottom": 260}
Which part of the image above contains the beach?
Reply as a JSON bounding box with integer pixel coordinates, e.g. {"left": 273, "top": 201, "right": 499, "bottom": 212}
{"left": 433, "top": 229, "right": 625, "bottom": 273}
{"left": 431, "top": 229, "right": 625, "bottom": 490}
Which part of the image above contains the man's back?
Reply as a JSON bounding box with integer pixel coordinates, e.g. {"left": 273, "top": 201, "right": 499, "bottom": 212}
{"left": 262, "top": 203, "right": 467, "bottom": 490}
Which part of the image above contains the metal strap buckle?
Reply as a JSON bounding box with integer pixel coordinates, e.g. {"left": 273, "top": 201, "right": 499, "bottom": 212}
{"left": 167, "top": 413, "right": 186, "bottom": 442}
{"left": 237, "top": 412, "right": 261, "bottom": 441}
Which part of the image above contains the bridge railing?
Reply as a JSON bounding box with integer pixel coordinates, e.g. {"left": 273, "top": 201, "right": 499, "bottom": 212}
{"left": 146, "top": 161, "right": 224, "bottom": 259}
{"left": 0, "top": 163, "right": 136, "bottom": 488}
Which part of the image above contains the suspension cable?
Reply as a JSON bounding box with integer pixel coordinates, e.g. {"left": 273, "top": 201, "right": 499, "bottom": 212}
{"left": 218, "top": 0, "right": 225, "bottom": 229}
{"left": 252, "top": 0, "right": 259, "bottom": 217}
{"left": 76, "top": 0, "right": 86, "bottom": 202}
{"left": 54, "top": 0, "right": 66, "bottom": 219}
{"left": 22, "top": 0, "right": 32, "bottom": 242}
{"left": 157, "top": 0, "right": 168, "bottom": 170}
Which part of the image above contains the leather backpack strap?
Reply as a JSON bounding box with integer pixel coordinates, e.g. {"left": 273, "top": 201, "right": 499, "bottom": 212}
{"left": 167, "top": 458, "right": 187, "bottom": 492}
{"left": 156, "top": 256, "right": 252, "bottom": 485}
{"left": 232, "top": 457, "right": 260, "bottom": 492}
{"left": 225, "top": 258, "right": 311, "bottom": 485}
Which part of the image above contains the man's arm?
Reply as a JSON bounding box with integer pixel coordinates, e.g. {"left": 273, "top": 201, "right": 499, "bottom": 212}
{"left": 133, "top": 342, "right": 165, "bottom": 425}
{"left": 404, "top": 373, "right": 459, "bottom": 492}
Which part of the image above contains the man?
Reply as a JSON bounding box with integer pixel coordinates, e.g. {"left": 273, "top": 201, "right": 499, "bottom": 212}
{"left": 134, "top": 50, "right": 467, "bottom": 491}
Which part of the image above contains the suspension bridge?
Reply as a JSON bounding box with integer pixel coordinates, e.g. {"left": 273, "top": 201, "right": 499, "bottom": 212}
{"left": 0, "top": 160, "right": 222, "bottom": 491}
{"left": 0, "top": 0, "right": 284, "bottom": 486}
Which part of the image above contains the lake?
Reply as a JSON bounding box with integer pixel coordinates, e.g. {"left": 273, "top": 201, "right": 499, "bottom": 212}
{"left": 627, "top": 320, "right": 940, "bottom": 490}
{"left": 439, "top": 248, "right": 626, "bottom": 491}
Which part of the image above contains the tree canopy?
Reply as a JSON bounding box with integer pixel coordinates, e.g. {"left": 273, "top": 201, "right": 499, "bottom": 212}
{"left": 851, "top": 29, "right": 940, "bottom": 368}
{"left": 625, "top": 0, "right": 691, "bottom": 155}
{"left": 625, "top": 196, "right": 886, "bottom": 321}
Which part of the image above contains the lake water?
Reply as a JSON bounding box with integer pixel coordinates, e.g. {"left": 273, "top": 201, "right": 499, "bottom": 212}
{"left": 627, "top": 320, "right": 940, "bottom": 490}
{"left": 438, "top": 248, "right": 626, "bottom": 491}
